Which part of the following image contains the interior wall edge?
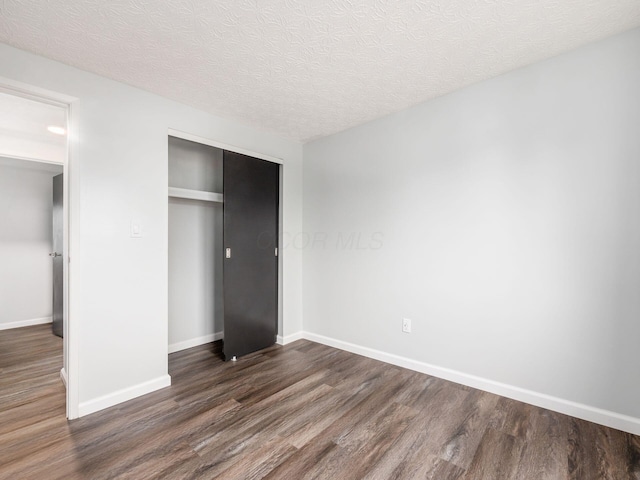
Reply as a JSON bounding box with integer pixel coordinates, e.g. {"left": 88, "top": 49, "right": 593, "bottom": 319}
{"left": 168, "top": 332, "right": 224, "bottom": 354}
{"left": 77, "top": 374, "right": 172, "bottom": 418}
{"left": 276, "top": 331, "right": 305, "bottom": 346}
{"left": 302, "top": 330, "right": 640, "bottom": 436}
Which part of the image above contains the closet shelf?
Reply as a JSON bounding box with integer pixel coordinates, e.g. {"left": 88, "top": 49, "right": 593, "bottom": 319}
{"left": 168, "top": 187, "right": 223, "bottom": 203}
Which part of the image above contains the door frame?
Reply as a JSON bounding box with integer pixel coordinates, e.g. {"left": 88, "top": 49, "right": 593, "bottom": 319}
{"left": 168, "top": 129, "right": 283, "bottom": 165}
{"left": 0, "top": 78, "right": 78, "bottom": 419}
{"left": 167, "top": 128, "right": 284, "bottom": 354}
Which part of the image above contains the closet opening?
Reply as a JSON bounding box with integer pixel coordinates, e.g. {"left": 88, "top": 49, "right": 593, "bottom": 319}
{"left": 168, "top": 131, "right": 281, "bottom": 362}
{"left": 168, "top": 136, "right": 224, "bottom": 354}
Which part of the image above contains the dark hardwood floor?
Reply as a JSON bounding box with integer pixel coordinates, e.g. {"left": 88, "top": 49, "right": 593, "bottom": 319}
{"left": 1, "top": 324, "right": 639, "bottom": 479}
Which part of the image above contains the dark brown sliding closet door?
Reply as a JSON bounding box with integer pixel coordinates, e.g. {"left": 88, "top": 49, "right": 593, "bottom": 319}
{"left": 223, "top": 151, "right": 279, "bottom": 360}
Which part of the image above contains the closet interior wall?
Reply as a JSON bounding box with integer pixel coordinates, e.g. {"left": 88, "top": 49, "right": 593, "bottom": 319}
{"left": 168, "top": 136, "right": 223, "bottom": 353}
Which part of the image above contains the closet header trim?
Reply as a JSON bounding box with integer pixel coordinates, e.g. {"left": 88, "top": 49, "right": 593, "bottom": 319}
{"left": 168, "top": 128, "right": 283, "bottom": 165}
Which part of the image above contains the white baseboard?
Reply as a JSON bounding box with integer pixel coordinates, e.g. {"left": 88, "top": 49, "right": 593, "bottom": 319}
{"left": 60, "top": 368, "right": 67, "bottom": 387}
{"left": 78, "top": 375, "right": 172, "bottom": 418}
{"left": 168, "top": 332, "right": 223, "bottom": 354}
{"left": 276, "top": 331, "right": 304, "bottom": 345}
{"left": 302, "top": 331, "right": 640, "bottom": 436}
{"left": 0, "top": 316, "right": 52, "bottom": 330}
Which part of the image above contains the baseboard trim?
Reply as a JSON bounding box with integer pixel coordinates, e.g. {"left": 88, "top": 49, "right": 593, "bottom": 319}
{"left": 276, "top": 331, "right": 304, "bottom": 345}
{"left": 60, "top": 368, "right": 67, "bottom": 387}
{"left": 168, "top": 332, "right": 223, "bottom": 354}
{"left": 78, "top": 375, "right": 172, "bottom": 417}
{"left": 0, "top": 316, "right": 52, "bottom": 330}
{"left": 302, "top": 331, "right": 640, "bottom": 436}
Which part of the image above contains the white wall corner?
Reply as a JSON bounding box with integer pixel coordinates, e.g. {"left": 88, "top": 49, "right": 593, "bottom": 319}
{"left": 60, "top": 367, "right": 68, "bottom": 387}
{"left": 0, "top": 317, "right": 52, "bottom": 330}
{"left": 276, "top": 331, "right": 304, "bottom": 345}
{"left": 77, "top": 375, "right": 172, "bottom": 418}
{"left": 301, "top": 331, "right": 640, "bottom": 437}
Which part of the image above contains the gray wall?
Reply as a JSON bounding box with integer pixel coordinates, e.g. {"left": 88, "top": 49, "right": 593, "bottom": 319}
{"left": 303, "top": 28, "right": 640, "bottom": 419}
{"left": 0, "top": 159, "right": 62, "bottom": 328}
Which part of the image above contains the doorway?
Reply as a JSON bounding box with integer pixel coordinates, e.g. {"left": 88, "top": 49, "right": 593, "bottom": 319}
{"left": 0, "top": 85, "right": 70, "bottom": 416}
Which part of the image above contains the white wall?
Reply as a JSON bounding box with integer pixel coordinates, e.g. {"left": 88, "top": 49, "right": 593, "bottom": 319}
{"left": 303, "top": 28, "right": 640, "bottom": 428}
{"left": 0, "top": 43, "right": 303, "bottom": 417}
{"left": 0, "top": 159, "right": 62, "bottom": 328}
{"left": 168, "top": 137, "right": 223, "bottom": 350}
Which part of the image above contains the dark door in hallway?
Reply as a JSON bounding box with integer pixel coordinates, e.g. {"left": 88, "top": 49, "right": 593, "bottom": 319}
{"left": 51, "top": 173, "right": 63, "bottom": 338}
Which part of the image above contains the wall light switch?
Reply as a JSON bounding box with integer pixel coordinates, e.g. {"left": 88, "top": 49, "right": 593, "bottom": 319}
{"left": 131, "top": 221, "right": 142, "bottom": 238}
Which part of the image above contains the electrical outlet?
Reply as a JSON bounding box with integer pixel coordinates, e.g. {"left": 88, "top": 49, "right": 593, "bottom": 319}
{"left": 402, "top": 318, "right": 411, "bottom": 333}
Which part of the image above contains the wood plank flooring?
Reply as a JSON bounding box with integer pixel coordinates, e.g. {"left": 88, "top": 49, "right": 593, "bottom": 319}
{"left": 2, "top": 324, "right": 640, "bottom": 479}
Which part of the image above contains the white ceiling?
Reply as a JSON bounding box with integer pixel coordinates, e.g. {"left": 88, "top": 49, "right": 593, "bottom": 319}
{"left": 0, "top": 91, "right": 67, "bottom": 163}
{"left": 1, "top": 1, "right": 639, "bottom": 143}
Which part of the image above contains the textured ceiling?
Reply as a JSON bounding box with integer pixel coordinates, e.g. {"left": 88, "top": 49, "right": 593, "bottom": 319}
{"left": 1, "top": 1, "right": 639, "bottom": 143}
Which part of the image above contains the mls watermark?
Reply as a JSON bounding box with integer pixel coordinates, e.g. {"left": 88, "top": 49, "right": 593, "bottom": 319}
{"left": 281, "top": 231, "right": 384, "bottom": 250}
